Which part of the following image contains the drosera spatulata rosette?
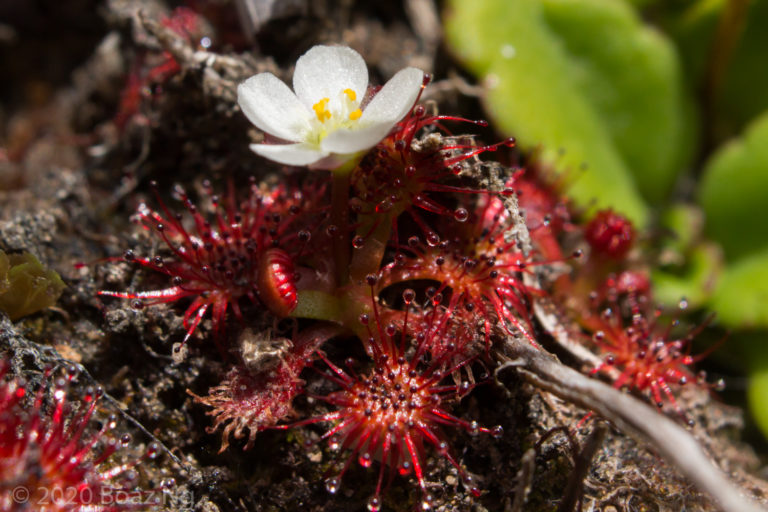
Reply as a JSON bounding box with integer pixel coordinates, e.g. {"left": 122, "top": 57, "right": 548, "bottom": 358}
{"left": 0, "top": 360, "right": 171, "bottom": 511}
{"left": 272, "top": 278, "right": 502, "bottom": 511}
{"left": 98, "top": 176, "right": 328, "bottom": 351}
{"left": 93, "top": 40, "right": 731, "bottom": 509}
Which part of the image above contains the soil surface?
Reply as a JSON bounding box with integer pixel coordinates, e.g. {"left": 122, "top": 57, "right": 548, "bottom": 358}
{"left": 1, "top": 1, "right": 767, "bottom": 511}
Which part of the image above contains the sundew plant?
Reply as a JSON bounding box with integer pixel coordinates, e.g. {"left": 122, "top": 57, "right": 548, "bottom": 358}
{"left": 95, "top": 32, "right": 764, "bottom": 510}
{"left": 444, "top": 0, "right": 768, "bottom": 433}
{"left": 2, "top": 2, "right": 768, "bottom": 512}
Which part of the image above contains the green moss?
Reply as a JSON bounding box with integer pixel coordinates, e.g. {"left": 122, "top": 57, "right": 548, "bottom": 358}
{"left": 0, "top": 250, "right": 65, "bottom": 321}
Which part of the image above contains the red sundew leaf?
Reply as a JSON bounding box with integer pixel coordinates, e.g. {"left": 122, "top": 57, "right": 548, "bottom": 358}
{"left": 98, "top": 177, "right": 328, "bottom": 350}
{"left": 0, "top": 361, "right": 166, "bottom": 511}
{"left": 276, "top": 287, "right": 502, "bottom": 509}
{"left": 190, "top": 323, "right": 342, "bottom": 451}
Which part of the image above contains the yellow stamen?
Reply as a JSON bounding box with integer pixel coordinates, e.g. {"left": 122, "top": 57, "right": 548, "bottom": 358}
{"left": 343, "top": 88, "right": 357, "bottom": 102}
{"left": 349, "top": 109, "right": 362, "bottom": 121}
{"left": 312, "top": 98, "right": 331, "bottom": 122}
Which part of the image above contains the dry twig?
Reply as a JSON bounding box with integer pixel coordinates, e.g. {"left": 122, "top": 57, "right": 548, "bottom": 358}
{"left": 499, "top": 338, "right": 766, "bottom": 512}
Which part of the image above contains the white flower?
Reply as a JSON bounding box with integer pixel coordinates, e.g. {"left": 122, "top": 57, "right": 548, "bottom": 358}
{"left": 237, "top": 45, "right": 425, "bottom": 170}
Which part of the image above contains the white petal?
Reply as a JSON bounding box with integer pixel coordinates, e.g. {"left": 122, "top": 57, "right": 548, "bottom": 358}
{"left": 238, "top": 73, "right": 312, "bottom": 142}
{"left": 249, "top": 142, "right": 327, "bottom": 166}
{"left": 359, "top": 67, "right": 424, "bottom": 125}
{"left": 321, "top": 122, "right": 396, "bottom": 154}
{"left": 293, "top": 46, "right": 368, "bottom": 110}
{"left": 321, "top": 67, "right": 425, "bottom": 155}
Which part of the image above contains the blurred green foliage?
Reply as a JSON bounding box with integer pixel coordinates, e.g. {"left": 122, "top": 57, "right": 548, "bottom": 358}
{"left": 699, "top": 112, "right": 768, "bottom": 261}
{"left": 711, "top": 248, "right": 768, "bottom": 329}
{"left": 0, "top": 250, "right": 65, "bottom": 321}
{"left": 444, "top": 0, "right": 768, "bottom": 438}
{"left": 445, "top": 0, "right": 698, "bottom": 225}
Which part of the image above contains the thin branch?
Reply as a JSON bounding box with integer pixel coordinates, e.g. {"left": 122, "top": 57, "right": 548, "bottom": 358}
{"left": 510, "top": 446, "right": 536, "bottom": 512}
{"left": 0, "top": 316, "right": 200, "bottom": 478}
{"left": 137, "top": 9, "right": 276, "bottom": 103}
{"left": 704, "top": 0, "right": 751, "bottom": 115}
{"left": 532, "top": 298, "right": 609, "bottom": 374}
{"left": 405, "top": 0, "right": 441, "bottom": 73}
{"left": 558, "top": 423, "right": 606, "bottom": 512}
{"left": 498, "top": 337, "right": 766, "bottom": 512}
{"left": 698, "top": 0, "right": 751, "bottom": 162}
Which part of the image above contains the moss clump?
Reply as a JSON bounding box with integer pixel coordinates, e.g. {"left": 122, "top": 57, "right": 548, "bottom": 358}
{"left": 0, "top": 250, "right": 65, "bottom": 321}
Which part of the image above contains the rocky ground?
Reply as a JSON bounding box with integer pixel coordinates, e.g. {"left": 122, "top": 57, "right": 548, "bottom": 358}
{"left": 1, "top": 1, "right": 767, "bottom": 511}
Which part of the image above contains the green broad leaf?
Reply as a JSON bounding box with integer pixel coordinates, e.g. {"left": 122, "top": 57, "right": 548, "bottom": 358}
{"left": 0, "top": 251, "right": 65, "bottom": 321}
{"left": 626, "top": 0, "right": 662, "bottom": 7}
{"left": 699, "top": 111, "right": 768, "bottom": 261}
{"left": 710, "top": 248, "right": 768, "bottom": 329}
{"left": 749, "top": 366, "right": 768, "bottom": 440}
{"left": 653, "top": 242, "right": 722, "bottom": 310}
{"left": 651, "top": 204, "right": 721, "bottom": 309}
{"left": 539, "top": 0, "right": 695, "bottom": 204}
{"left": 661, "top": 203, "right": 705, "bottom": 255}
{"left": 745, "top": 332, "right": 768, "bottom": 440}
{"left": 445, "top": 0, "right": 693, "bottom": 223}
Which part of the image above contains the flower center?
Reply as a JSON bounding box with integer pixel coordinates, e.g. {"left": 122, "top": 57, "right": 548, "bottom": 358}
{"left": 312, "top": 98, "right": 331, "bottom": 122}
{"left": 312, "top": 88, "right": 363, "bottom": 124}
